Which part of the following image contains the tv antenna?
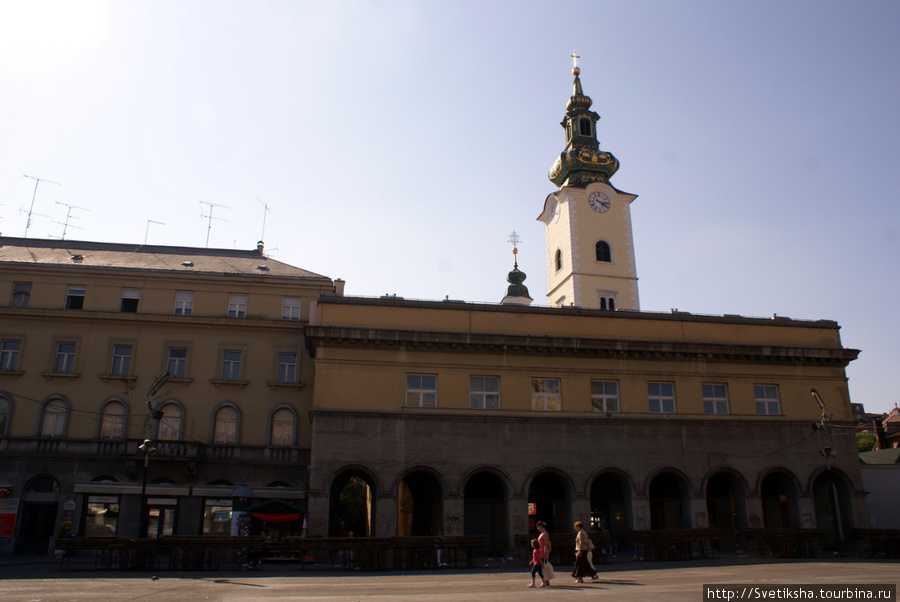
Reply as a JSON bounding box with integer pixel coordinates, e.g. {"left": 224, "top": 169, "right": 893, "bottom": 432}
{"left": 145, "top": 220, "right": 165, "bottom": 244}
{"left": 200, "top": 201, "right": 230, "bottom": 248}
{"left": 257, "top": 197, "right": 272, "bottom": 242}
{"left": 53, "top": 201, "right": 89, "bottom": 240}
{"left": 22, "top": 174, "right": 61, "bottom": 238}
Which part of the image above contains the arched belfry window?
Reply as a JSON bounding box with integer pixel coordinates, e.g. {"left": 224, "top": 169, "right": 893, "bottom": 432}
{"left": 579, "top": 118, "right": 592, "bottom": 136}
{"left": 555, "top": 249, "right": 563, "bottom": 271}
{"left": 595, "top": 241, "right": 611, "bottom": 262}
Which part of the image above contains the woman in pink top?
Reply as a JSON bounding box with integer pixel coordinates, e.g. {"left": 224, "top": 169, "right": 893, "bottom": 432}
{"left": 536, "top": 521, "right": 552, "bottom": 586}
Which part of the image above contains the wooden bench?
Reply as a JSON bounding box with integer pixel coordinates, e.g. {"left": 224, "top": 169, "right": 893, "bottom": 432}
{"left": 852, "top": 529, "right": 900, "bottom": 559}
{"left": 740, "top": 528, "right": 829, "bottom": 558}
{"left": 633, "top": 529, "right": 720, "bottom": 561}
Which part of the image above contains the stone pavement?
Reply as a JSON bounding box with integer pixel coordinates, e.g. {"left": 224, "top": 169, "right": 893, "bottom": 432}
{"left": 0, "top": 554, "right": 897, "bottom": 601}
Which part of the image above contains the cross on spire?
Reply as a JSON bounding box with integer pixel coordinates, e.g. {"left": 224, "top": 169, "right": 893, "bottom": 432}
{"left": 571, "top": 52, "right": 580, "bottom": 69}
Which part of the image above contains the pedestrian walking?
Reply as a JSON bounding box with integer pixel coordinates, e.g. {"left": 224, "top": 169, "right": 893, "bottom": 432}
{"left": 536, "top": 520, "right": 553, "bottom": 586}
{"left": 571, "top": 521, "right": 599, "bottom": 583}
{"left": 527, "top": 539, "right": 546, "bottom": 587}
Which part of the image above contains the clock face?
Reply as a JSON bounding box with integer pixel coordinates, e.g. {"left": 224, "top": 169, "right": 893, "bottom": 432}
{"left": 589, "top": 191, "right": 611, "bottom": 213}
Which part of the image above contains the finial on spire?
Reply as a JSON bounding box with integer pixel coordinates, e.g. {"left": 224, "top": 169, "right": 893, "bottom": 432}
{"left": 571, "top": 51, "right": 581, "bottom": 76}
{"left": 507, "top": 230, "right": 521, "bottom": 268}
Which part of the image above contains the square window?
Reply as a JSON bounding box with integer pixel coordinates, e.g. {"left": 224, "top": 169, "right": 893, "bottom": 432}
{"left": 754, "top": 384, "right": 781, "bottom": 415}
{"left": 11, "top": 282, "right": 31, "bottom": 308}
{"left": 174, "top": 291, "right": 194, "bottom": 316}
{"left": 470, "top": 376, "right": 500, "bottom": 409}
{"left": 203, "top": 499, "right": 232, "bottom": 535}
{"left": 282, "top": 297, "right": 301, "bottom": 320}
{"left": 120, "top": 289, "right": 140, "bottom": 313}
{"left": 532, "top": 378, "right": 561, "bottom": 411}
{"left": 167, "top": 347, "right": 188, "bottom": 378}
{"left": 702, "top": 383, "right": 729, "bottom": 415}
{"left": 648, "top": 382, "right": 676, "bottom": 413}
{"left": 85, "top": 497, "right": 119, "bottom": 536}
{"left": 277, "top": 352, "right": 298, "bottom": 383}
{"left": 110, "top": 345, "right": 132, "bottom": 376}
{"left": 54, "top": 342, "right": 76, "bottom": 373}
{"left": 591, "top": 380, "right": 619, "bottom": 412}
{"left": 66, "top": 285, "right": 85, "bottom": 310}
{"left": 227, "top": 294, "right": 247, "bottom": 318}
{"left": 221, "top": 350, "right": 242, "bottom": 380}
{"left": 0, "top": 339, "right": 21, "bottom": 372}
{"left": 406, "top": 374, "right": 437, "bottom": 407}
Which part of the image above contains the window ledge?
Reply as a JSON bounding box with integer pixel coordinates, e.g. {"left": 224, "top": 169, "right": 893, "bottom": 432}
{"left": 266, "top": 381, "right": 305, "bottom": 390}
{"left": 0, "top": 370, "right": 24, "bottom": 378}
{"left": 211, "top": 379, "right": 249, "bottom": 388}
{"left": 166, "top": 377, "right": 193, "bottom": 385}
{"left": 41, "top": 371, "right": 80, "bottom": 380}
{"left": 98, "top": 374, "right": 138, "bottom": 384}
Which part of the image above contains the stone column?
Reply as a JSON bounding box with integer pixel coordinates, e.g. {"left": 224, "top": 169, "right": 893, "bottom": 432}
{"left": 690, "top": 496, "right": 709, "bottom": 529}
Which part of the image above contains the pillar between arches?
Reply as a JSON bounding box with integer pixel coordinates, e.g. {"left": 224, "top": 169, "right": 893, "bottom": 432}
{"left": 374, "top": 493, "right": 396, "bottom": 537}
{"left": 632, "top": 495, "right": 651, "bottom": 532}
{"left": 443, "top": 496, "right": 464, "bottom": 536}
{"left": 571, "top": 494, "right": 591, "bottom": 528}
{"left": 745, "top": 495, "right": 764, "bottom": 528}
{"left": 690, "top": 496, "right": 709, "bottom": 529}
{"left": 306, "top": 491, "right": 328, "bottom": 537}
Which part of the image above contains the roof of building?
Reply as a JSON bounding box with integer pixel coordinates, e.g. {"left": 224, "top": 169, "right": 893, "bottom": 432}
{"left": 859, "top": 448, "right": 900, "bottom": 465}
{"left": 0, "top": 236, "right": 331, "bottom": 281}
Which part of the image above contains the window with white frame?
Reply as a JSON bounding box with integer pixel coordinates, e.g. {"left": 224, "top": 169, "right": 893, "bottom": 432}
{"left": 40, "top": 399, "right": 67, "bottom": 437}
{"left": 469, "top": 376, "right": 500, "bottom": 409}
{"left": 282, "top": 297, "right": 301, "bottom": 320}
{"left": 591, "top": 380, "right": 619, "bottom": 412}
{"left": 110, "top": 344, "right": 132, "bottom": 376}
{"left": 221, "top": 350, "right": 242, "bottom": 380}
{"left": 754, "top": 384, "right": 781, "bottom": 415}
{"left": 270, "top": 408, "right": 294, "bottom": 446}
{"left": 65, "top": 285, "right": 85, "bottom": 310}
{"left": 99, "top": 401, "right": 126, "bottom": 439}
{"left": 702, "top": 383, "right": 729, "bottom": 415}
{"left": 120, "top": 289, "right": 140, "bottom": 313}
{"left": 532, "top": 378, "right": 561, "bottom": 411}
{"left": 276, "top": 352, "right": 297, "bottom": 383}
{"left": 174, "top": 291, "right": 194, "bottom": 316}
{"left": 406, "top": 374, "right": 437, "bottom": 407}
{"left": 167, "top": 347, "right": 188, "bottom": 378}
{"left": 53, "top": 341, "right": 76, "bottom": 373}
{"left": 11, "top": 282, "right": 31, "bottom": 308}
{"left": 214, "top": 406, "right": 237, "bottom": 444}
{"left": 648, "top": 382, "right": 676, "bottom": 413}
{"left": 157, "top": 403, "right": 182, "bottom": 440}
{"left": 0, "top": 339, "right": 21, "bottom": 371}
{"left": 227, "top": 294, "right": 247, "bottom": 318}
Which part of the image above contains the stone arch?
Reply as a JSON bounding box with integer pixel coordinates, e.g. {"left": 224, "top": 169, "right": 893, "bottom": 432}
{"left": 809, "top": 467, "right": 855, "bottom": 549}
{"left": 646, "top": 468, "right": 693, "bottom": 530}
{"left": 395, "top": 465, "right": 447, "bottom": 536}
{"left": 461, "top": 466, "right": 512, "bottom": 555}
{"left": 704, "top": 467, "right": 750, "bottom": 551}
{"left": 756, "top": 467, "right": 802, "bottom": 528}
{"left": 328, "top": 464, "right": 380, "bottom": 537}
{"left": 524, "top": 467, "right": 575, "bottom": 534}
{"left": 588, "top": 467, "right": 635, "bottom": 548}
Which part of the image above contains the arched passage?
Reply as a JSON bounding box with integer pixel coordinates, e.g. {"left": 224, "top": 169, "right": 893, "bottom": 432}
{"left": 648, "top": 472, "right": 690, "bottom": 530}
{"left": 760, "top": 471, "right": 800, "bottom": 528}
{"left": 812, "top": 470, "right": 854, "bottom": 550}
{"left": 329, "top": 469, "right": 376, "bottom": 537}
{"left": 705, "top": 471, "right": 748, "bottom": 551}
{"left": 590, "top": 472, "right": 632, "bottom": 549}
{"left": 397, "top": 470, "right": 443, "bottom": 536}
{"left": 463, "top": 471, "right": 507, "bottom": 554}
{"left": 17, "top": 474, "right": 61, "bottom": 554}
{"left": 527, "top": 471, "right": 570, "bottom": 534}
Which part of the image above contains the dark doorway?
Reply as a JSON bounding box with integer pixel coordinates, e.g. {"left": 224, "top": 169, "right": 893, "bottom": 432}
{"left": 330, "top": 472, "right": 374, "bottom": 537}
{"left": 706, "top": 473, "right": 746, "bottom": 551}
{"left": 812, "top": 470, "right": 853, "bottom": 550}
{"left": 649, "top": 472, "right": 690, "bottom": 530}
{"left": 760, "top": 472, "right": 799, "bottom": 528}
{"left": 527, "top": 472, "right": 568, "bottom": 534}
{"left": 397, "top": 471, "right": 442, "bottom": 536}
{"left": 590, "top": 473, "right": 631, "bottom": 549}
{"left": 15, "top": 503, "right": 57, "bottom": 554}
{"left": 464, "top": 472, "right": 507, "bottom": 554}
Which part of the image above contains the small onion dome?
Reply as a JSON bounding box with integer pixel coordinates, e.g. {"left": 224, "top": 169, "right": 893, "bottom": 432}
{"left": 501, "top": 248, "right": 533, "bottom": 306}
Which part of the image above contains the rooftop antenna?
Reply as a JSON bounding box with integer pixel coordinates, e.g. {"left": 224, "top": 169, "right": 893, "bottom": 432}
{"left": 22, "top": 174, "right": 61, "bottom": 238}
{"left": 53, "top": 201, "right": 89, "bottom": 240}
{"left": 257, "top": 197, "right": 272, "bottom": 242}
{"left": 145, "top": 220, "right": 165, "bottom": 244}
{"left": 199, "top": 201, "right": 230, "bottom": 248}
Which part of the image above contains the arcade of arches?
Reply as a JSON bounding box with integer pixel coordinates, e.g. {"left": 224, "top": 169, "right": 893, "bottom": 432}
{"left": 324, "top": 465, "right": 858, "bottom": 553}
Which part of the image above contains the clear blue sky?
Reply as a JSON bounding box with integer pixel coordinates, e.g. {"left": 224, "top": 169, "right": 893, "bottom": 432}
{"left": 1, "top": 1, "right": 898, "bottom": 413}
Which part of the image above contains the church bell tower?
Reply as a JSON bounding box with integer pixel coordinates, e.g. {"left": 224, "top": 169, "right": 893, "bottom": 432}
{"left": 536, "top": 58, "right": 639, "bottom": 310}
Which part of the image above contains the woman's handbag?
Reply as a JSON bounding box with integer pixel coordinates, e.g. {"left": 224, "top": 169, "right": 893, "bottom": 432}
{"left": 543, "top": 561, "right": 555, "bottom": 580}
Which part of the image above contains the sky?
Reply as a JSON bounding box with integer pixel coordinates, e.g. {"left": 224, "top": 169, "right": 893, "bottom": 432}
{"left": 1, "top": 0, "right": 898, "bottom": 413}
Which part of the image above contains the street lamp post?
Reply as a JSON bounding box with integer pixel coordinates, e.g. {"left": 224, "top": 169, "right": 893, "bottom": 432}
{"left": 138, "top": 371, "right": 170, "bottom": 538}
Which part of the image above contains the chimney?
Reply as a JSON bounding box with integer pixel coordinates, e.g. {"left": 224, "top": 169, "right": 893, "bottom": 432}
{"left": 333, "top": 279, "right": 345, "bottom": 296}
{"left": 256, "top": 241, "right": 265, "bottom": 255}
